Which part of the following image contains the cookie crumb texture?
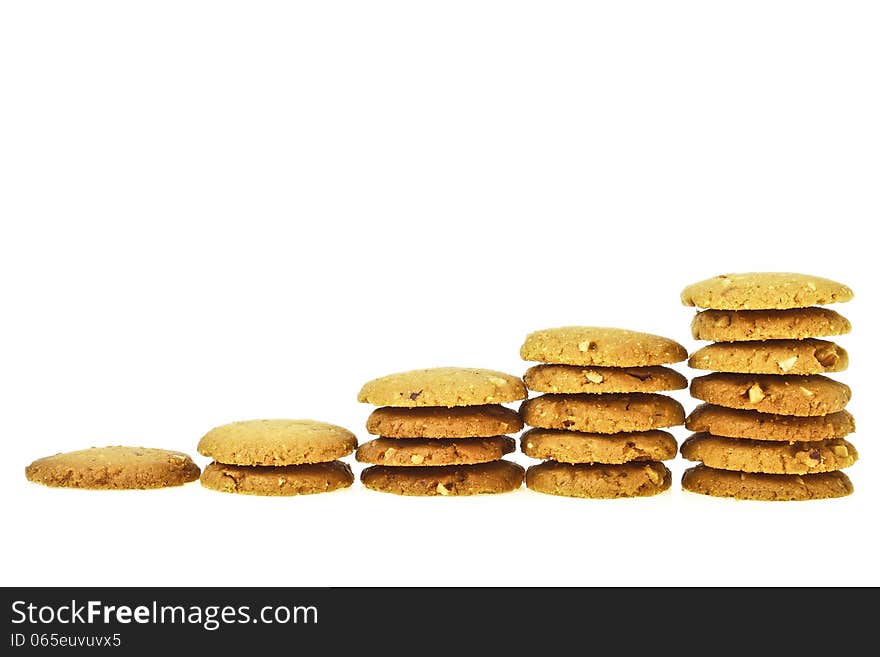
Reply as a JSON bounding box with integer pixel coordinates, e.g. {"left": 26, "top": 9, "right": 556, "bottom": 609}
{"left": 25, "top": 446, "right": 200, "bottom": 490}
{"left": 690, "top": 373, "right": 851, "bottom": 416}
{"left": 523, "top": 365, "right": 687, "bottom": 394}
{"left": 681, "top": 273, "right": 854, "bottom": 310}
{"left": 520, "top": 327, "right": 686, "bottom": 367}
{"left": 688, "top": 339, "right": 848, "bottom": 375}
{"left": 681, "top": 465, "right": 853, "bottom": 501}
{"left": 691, "top": 308, "right": 851, "bottom": 342}
{"left": 526, "top": 461, "right": 671, "bottom": 498}
{"left": 200, "top": 461, "right": 353, "bottom": 496}
{"left": 686, "top": 404, "right": 855, "bottom": 442}
{"left": 365, "top": 405, "right": 523, "bottom": 438}
{"left": 360, "top": 461, "right": 524, "bottom": 496}
{"left": 356, "top": 436, "right": 515, "bottom": 466}
{"left": 520, "top": 393, "right": 684, "bottom": 433}
{"left": 521, "top": 429, "right": 677, "bottom": 464}
{"left": 358, "top": 368, "right": 526, "bottom": 408}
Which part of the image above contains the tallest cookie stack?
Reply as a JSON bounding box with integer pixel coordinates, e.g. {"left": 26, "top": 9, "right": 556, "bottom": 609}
{"left": 679, "top": 273, "right": 857, "bottom": 501}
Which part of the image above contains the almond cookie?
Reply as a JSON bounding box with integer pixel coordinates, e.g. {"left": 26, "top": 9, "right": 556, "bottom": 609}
{"left": 681, "top": 434, "right": 858, "bottom": 475}
{"left": 686, "top": 404, "right": 855, "bottom": 442}
{"left": 358, "top": 367, "right": 526, "bottom": 408}
{"left": 520, "top": 327, "right": 687, "bottom": 367}
{"left": 526, "top": 461, "right": 671, "bottom": 498}
{"left": 691, "top": 308, "right": 851, "bottom": 342}
{"left": 365, "top": 404, "right": 522, "bottom": 438}
{"left": 200, "top": 461, "right": 353, "bottom": 496}
{"left": 356, "top": 436, "right": 515, "bottom": 466}
{"left": 681, "top": 272, "right": 854, "bottom": 310}
{"left": 681, "top": 465, "right": 853, "bottom": 501}
{"left": 688, "top": 339, "right": 848, "bottom": 375}
{"left": 690, "top": 373, "right": 851, "bottom": 416}
{"left": 25, "top": 446, "right": 200, "bottom": 490}
{"left": 361, "top": 461, "right": 524, "bottom": 496}
{"left": 521, "top": 429, "right": 677, "bottom": 464}
{"left": 523, "top": 365, "right": 687, "bottom": 394}
{"left": 197, "top": 419, "right": 357, "bottom": 466}
{"left": 520, "top": 393, "right": 685, "bottom": 433}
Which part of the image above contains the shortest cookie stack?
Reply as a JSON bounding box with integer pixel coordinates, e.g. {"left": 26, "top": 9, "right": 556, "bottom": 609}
{"left": 519, "top": 327, "right": 687, "bottom": 499}
{"left": 680, "top": 272, "right": 856, "bottom": 501}
{"left": 357, "top": 368, "right": 526, "bottom": 496}
{"left": 198, "top": 419, "right": 357, "bottom": 496}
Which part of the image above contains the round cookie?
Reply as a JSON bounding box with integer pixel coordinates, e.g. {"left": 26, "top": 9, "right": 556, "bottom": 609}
{"left": 366, "top": 404, "right": 522, "bottom": 438}
{"left": 523, "top": 365, "right": 687, "bottom": 394}
{"left": 520, "top": 393, "right": 685, "bottom": 433}
{"left": 690, "top": 373, "right": 851, "bottom": 416}
{"left": 25, "top": 446, "right": 200, "bottom": 490}
{"left": 520, "top": 327, "right": 687, "bottom": 367}
{"left": 521, "top": 429, "right": 677, "bottom": 464}
{"left": 526, "top": 461, "right": 671, "bottom": 498}
{"left": 691, "top": 308, "right": 851, "bottom": 342}
{"left": 681, "top": 272, "right": 854, "bottom": 310}
{"left": 358, "top": 368, "right": 526, "bottom": 408}
{"left": 361, "top": 461, "right": 524, "bottom": 496}
{"left": 681, "top": 465, "right": 853, "bottom": 501}
{"left": 356, "top": 436, "right": 515, "bottom": 466}
{"left": 197, "top": 419, "right": 357, "bottom": 466}
{"left": 686, "top": 404, "right": 855, "bottom": 442}
{"left": 200, "top": 461, "right": 353, "bottom": 496}
{"left": 681, "top": 434, "right": 858, "bottom": 475}
{"left": 688, "top": 339, "right": 848, "bottom": 375}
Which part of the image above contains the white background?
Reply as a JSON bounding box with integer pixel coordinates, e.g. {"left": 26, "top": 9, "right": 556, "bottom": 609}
{"left": 1, "top": 1, "right": 877, "bottom": 587}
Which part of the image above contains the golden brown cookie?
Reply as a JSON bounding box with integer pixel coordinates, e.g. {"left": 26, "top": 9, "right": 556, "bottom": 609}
{"left": 681, "top": 433, "right": 857, "bottom": 475}
{"left": 690, "top": 373, "right": 851, "bottom": 416}
{"left": 357, "top": 368, "right": 526, "bottom": 408}
{"left": 681, "top": 272, "right": 854, "bottom": 310}
{"left": 681, "top": 465, "right": 853, "bottom": 501}
{"left": 686, "top": 404, "right": 855, "bottom": 442}
{"left": 197, "top": 419, "right": 357, "bottom": 466}
{"left": 691, "top": 308, "right": 851, "bottom": 342}
{"left": 521, "top": 429, "right": 677, "bottom": 464}
{"left": 356, "top": 436, "right": 515, "bottom": 466}
{"left": 25, "top": 446, "right": 200, "bottom": 490}
{"left": 520, "top": 327, "right": 687, "bottom": 367}
{"left": 520, "top": 393, "right": 685, "bottom": 433}
{"left": 361, "top": 461, "right": 524, "bottom": 496}
{"left": 688, "top": 339, "right": 848, "bottom": 375}
{"left": 200, "top": 461, "right": 353, "bottom": 496}
{"left": 365, "top": 405, "right": 523, "bottom": 438}
{"left": 526, "top": 461, "right": 671, "bottom": 498}
{"left": 523, "top": 365, "right": 687, "bottom": 394}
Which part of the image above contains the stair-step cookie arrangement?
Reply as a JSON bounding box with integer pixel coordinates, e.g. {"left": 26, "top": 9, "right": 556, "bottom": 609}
{"left": 518, "top": 327, "right": 687, "bottom": 498}
{"left": 680, "top": 272, "right": 857, "bottom": 501}
{"left": 356, "top": 368, "right": 526, "bottom": 495}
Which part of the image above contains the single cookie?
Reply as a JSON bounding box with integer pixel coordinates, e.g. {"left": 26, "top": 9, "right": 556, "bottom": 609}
{"left": 520, "top": 327, "right": 687, "bottom": 367}
{"left": 356, "top": 436, "right": 515, "bottom": 466}
{"left": 690, "top": 373, "right": 851, "bottom": 416}
{"left": 691, "top": 308, "right": 851, "bottom": 342}
{"left": 681, "top": 434, "right": 858, "bottom": 475}
{"left": 523, "top": 365, "right": 687, "bottom": 394}
{"left": 681, "top": 272, "right": 854, "bottom": 310}
{"left": 361, "top": 461, "right": 524, "bottom": 496}
{"left": 520, "top": 393, "right": 685, "bottom": 433}
{"left": 197, "top": 419, "right": 357, "bottom": 466}
{"left": 25, "top": 446, "right": 200, "bottom": 490}
{"left": 200, "top": 461, "right": 353, "bottom": 496}
{"left": 686, "top": 404, "right": 856, "bottom": 442}
{"left": 521, "top": 429, "right": 677, "bottom": 464}
{"left": 526, "top": 461, "right": 671, "bottom": 498}
{"left": 681, "top": 465, "right": 853, "bottom": 501}
{"left": 365, "top": 405, "right": 523, "bottom": 438}
{"left": 358, "top": 368, "right": 526, "bottom": 408}
{"left": 688, "top": 339, "right": 848, "bottom": 375}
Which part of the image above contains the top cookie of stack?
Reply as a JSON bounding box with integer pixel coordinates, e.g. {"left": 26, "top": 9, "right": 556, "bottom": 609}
{"left": 680, "top": 273, "right": 857, "bottom": 501}
{"left": 356, "top": 368, "right": 527, "bottom": 496}
{"left": 519, "top": 327, "right": 687, "bottom": 499}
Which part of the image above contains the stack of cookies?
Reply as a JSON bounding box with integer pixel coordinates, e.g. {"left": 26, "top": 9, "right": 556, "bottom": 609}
{"left": 356, "top": 367, "right": 526, "bottom": 496}
{"left": 198, "top": 419, "right": 357, "bottom": 496}
{"left": 680, "top": 273, "right": 857, "bottom": 501}
{"left": 518, "top": 327, "right": 687, "bottom": 498}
